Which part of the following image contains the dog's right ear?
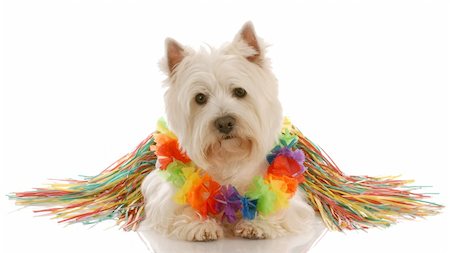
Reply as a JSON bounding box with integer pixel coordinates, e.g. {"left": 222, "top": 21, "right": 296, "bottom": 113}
{"left": 162, "top": 38, "right": 185, "bottom": 75}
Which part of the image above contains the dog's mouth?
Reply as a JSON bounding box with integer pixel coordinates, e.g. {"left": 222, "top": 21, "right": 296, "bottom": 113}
{"left": 218, "top": 135, "right": 241, "bottom": 146}
{"left": 205, "top": 135, "right": 254, "bottom": 164}
{"left": 217, "top": 135, "right": 255, "bottom": 152}
{"left": 222, "top": 135, "right": 236, "bottom": 140}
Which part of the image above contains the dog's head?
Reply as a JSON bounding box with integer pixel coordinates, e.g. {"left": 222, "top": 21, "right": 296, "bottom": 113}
{"left": 161, "top": 22, "right": 282, "bottom": 170}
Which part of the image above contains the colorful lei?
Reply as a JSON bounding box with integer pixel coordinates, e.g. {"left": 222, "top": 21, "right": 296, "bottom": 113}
{"left": 153, "top": 119, "right": 306, "bottom": 222}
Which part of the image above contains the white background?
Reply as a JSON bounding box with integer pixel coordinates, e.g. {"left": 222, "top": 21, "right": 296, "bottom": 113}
{"left": 1, "top": 0, "right": 449, "bottom": 252}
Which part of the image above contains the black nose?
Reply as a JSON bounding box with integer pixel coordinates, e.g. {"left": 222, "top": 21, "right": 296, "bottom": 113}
{"left": 214, "top": 115, "right": 236, "bottom": 134}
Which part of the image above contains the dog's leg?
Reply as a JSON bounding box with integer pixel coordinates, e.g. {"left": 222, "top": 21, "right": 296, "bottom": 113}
{"left": 169, "top": 207, "right": 224, "bottom": 241}
{"left": 234, "top": 192, "right": 316, "bottom": 239}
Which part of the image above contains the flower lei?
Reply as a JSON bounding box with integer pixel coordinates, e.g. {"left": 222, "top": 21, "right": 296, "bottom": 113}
{"left": 153, "top": 119, "right": 306, "bottom": 223}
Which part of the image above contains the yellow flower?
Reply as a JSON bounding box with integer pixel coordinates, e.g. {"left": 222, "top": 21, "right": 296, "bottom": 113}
{"left": 173, "top": 170, "right": 201, "bottom": 204}
{"left": 266, "top": 177, "right": 291, "bottom": 212}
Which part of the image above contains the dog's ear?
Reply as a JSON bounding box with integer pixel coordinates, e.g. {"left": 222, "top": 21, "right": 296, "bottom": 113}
{"left": 233, "top": 21, "right": 264, "bottom": 65}
{"left": 164, "top": 38, "right": 185, "bottom": 74}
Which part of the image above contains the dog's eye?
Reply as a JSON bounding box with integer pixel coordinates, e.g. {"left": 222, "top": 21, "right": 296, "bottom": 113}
{"left": 233, "top": 88, "right": 247, "bottom": 98}
{"left": 195, "top": 93, "right": 208, "bottom": 105}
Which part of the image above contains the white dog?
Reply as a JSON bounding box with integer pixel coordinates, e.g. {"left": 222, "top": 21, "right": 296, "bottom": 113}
{"left": 141, "top": 22, "right": 316, "bottom": 241}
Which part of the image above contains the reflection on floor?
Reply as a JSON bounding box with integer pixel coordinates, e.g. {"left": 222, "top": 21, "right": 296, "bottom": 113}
{"left": 138, "top": 218, "right": 326, "bottom": 253}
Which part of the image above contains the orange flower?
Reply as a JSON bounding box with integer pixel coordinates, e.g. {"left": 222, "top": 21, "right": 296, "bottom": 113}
{"left": 265, "top": 174, "right": 298, "bottom": 196}
{"left": 154, "top": 134, "right": 190, "bottom": 170}
{"left": 187, "top": 174, "right": 221, "bottom": 217}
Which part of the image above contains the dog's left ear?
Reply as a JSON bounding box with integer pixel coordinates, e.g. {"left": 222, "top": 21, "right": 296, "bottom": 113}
{"left": 232, "top": 21, "right": 264, "bottom": 65}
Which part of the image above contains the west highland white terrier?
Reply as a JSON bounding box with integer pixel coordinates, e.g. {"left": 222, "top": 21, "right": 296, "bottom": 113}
{"left": 141, "top": 22, "right": 316, "bottom": 241}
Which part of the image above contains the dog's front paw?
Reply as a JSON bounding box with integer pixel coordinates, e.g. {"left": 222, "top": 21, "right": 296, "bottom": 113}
{"left": 234, "top": 220, "right": 267, "bottom": 239}
{"left": 191, "top": 221, "right": 223, "bottom": 242}
{"left": 170, "top": 215, "right": 223, "bottom": 241}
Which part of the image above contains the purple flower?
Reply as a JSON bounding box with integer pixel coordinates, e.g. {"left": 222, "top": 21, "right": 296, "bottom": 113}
{"left": 215, "top": 185, "right": 242, "bottom": 223}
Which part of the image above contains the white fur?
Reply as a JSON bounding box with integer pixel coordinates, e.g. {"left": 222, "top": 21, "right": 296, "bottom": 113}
{"left": 141, "top": 22, "right": 316, "bottom": 241}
